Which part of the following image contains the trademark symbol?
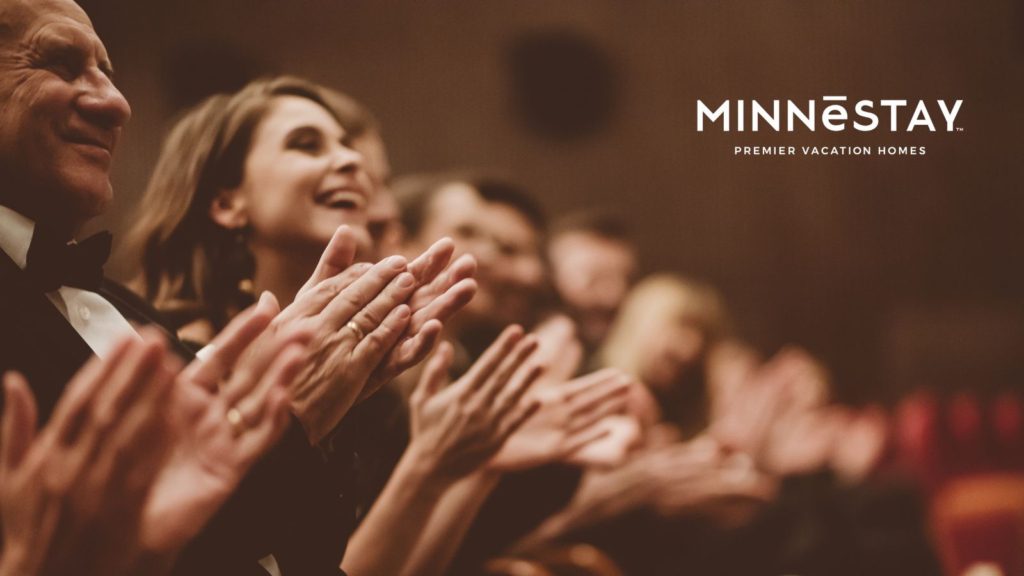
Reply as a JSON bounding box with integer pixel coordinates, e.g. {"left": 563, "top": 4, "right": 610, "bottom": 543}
{"left": 956, "top": 126, "right": 964, "bottom": 132}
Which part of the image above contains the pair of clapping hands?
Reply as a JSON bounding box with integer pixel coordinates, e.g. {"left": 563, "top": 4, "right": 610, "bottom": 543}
{"left": 0, "top": 225, "right": 474, "bottom": 576}
{"left": 404, "top": 316, "right": 641, "bottom": 481}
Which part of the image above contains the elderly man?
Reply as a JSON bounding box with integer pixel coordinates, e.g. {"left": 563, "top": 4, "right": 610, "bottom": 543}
{"left": 0, "top": 1, "right": 470, "bottom": 574}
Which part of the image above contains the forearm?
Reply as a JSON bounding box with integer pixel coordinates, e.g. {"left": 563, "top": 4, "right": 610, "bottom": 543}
{"left": 341, "top": 445, "right": 456, "bottom": 576}
{"left": 399, "top": 469, "right": 502, "bottom": 576}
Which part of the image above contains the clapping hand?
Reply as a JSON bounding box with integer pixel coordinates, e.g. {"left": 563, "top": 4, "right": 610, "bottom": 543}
{"left": 257, "top": 226, "right": 476, "bottom": 444}
{"left": 407, "top": 326, "right": 543, "bottom": 480}
{"left": 0, "top": 331, "right": 178, "bottom": 576}
{"left": 489, "top": 369, "right": 633, "bottom": 471}
{"left": 140, "top": 292, "right": 311, "bottom": 553}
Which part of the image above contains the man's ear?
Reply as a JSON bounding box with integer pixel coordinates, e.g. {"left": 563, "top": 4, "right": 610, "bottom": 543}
{"left": 209, "top": 188, "right": 248, "bottom": 230}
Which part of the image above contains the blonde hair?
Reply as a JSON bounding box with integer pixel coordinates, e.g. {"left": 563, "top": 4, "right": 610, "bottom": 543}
{"left": 599, "top": 274, "right": 729, "bottom": 376}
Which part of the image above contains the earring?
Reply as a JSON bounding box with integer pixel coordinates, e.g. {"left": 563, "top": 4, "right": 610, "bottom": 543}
{"left": 233, "top": 227, "right": 256, "bottom": 297}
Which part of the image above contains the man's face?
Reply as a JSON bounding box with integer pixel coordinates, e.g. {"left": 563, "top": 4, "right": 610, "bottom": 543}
{"left": 0, "top": 0, "right": 131, "bottom": 230}
{"left": 549, "top": 231, "right": 637, "bottom": 347}
{"left": 414, "top": 183, "right": 544, "bottom": 327}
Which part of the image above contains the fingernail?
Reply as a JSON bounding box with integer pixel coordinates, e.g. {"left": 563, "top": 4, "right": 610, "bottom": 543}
{"left": 397, "top": 305, "right": 411, "bottom": 319}
{"left": 386, "top": 255, "right": 406, "bottom": 269}
{"left": 397, "top": 273, "right": 415, "bottom": 288}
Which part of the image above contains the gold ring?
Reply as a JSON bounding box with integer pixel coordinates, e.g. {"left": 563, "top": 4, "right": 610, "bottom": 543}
{"left": 345, "top": 320, "right": 365, "bottom": 341}
{"left": 226, "top": 407, "right": 247, "bottom": 437}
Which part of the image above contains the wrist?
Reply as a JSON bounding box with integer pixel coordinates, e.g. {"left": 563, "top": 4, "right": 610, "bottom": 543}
{"left": 399, "top": 441, "right": 460, "bottom": 493}
{"left": 0, "top": 546, "right": 32, "bottom": 576}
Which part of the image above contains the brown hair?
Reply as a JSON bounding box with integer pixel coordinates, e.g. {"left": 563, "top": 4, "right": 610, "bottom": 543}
{"left": 127, "top": 76, "right": 375, "bottom": 331}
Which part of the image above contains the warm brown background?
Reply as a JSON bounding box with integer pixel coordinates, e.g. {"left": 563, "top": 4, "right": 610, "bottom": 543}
{"left": 79, "top": 0, "right": 1024, "bottom": 402}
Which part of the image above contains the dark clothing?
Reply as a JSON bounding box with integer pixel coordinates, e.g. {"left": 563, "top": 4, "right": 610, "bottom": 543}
{"left": 568, "top": 471, "right": 941, "bottom": 576}
{"left": 0, "top": 249, "right": 353, "bottom": 575}
{"left": 448, "top": 464, "right": 584, "bottom": 575}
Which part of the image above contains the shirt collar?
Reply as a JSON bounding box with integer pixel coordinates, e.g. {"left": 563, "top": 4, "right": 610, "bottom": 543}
{"left": 0, "top": 204, "right": 36, "bottom": 270}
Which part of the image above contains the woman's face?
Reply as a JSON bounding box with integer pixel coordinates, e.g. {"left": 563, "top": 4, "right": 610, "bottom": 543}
{"left": 227, "top": 95, "right": 372, "bottom": 252}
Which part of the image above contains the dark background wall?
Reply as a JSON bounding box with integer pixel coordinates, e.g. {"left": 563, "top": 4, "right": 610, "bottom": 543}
{"left": 79, "top": 0, "right": 1024, "bottom": 402}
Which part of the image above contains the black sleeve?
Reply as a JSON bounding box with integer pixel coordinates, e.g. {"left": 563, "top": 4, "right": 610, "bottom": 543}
{"left": 172, "top": 418, "right": 355, "bottom": 576}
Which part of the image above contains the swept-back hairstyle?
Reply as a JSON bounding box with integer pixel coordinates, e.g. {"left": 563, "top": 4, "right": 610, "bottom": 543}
{"left": 127, "top": 76, "right": 376, "bottom": 331}
{"left": 392, "top": 170, "right": 546, "bottom": 241}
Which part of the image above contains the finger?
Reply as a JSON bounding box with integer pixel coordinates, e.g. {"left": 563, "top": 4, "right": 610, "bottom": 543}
{"left": 1, "top": 372, "right": 38, "bottom": 472}
{"left": 477, "top": 335, "right": 539, "bottom": 408}
{"left": 237, "top": 383, "right": 292, "bottom": 469}
{"left": 562, "top": 368, "right": 626, "bottom": 400}
{"left": 46, "top": 333, "right": 135, "bottom": 441}
{"left": 370, "top": 319, "right": 444, "bottom": 396}
{"left": 492, "top": 361, "right": 546, "bottom": 421}
{"left": 352, "top": 304, "right": 411, "bottom": 374}
{"left": 408, "top": 278, "right": 477, "bottom": 334}
{"left": 56, "top": 334, "right": 167, "bottom": 495}
{"left": 221, "top": 326, "right": 313, "bottom": 409}
{"left": 459, "top": 325, "right": 524, "bottom": 392}
{"left": 568, "top": 391, "right": 630, "bottom": 435}
{"left": 410, "top": 253, "right": 477, "bottom": 311}
{"left": 183, "top": 292, "right": 279, "bottom": 391}
{"left": 297, "top": 225, "right": 358, "bottom": 296}
{"left": 95, "top": 355, "right": 178, "bottom": 501}
{"left": 233, "top": 342, "right": 308, "bottom": 430}
{"left": 286, "top": 262, "right": 374, "bottom": 320}
{"left": 393, "top": 319, "right": 444, "bottom": 367}
{"left": 345, "top": 271, "right": 418, "bottom": 341}
{"left": 407, "top": 237, "right": 454, "bottom": 285}
{"left": 563, "top": 423, "right": 613, "bottom": 455}
{"left": 496, "top": 399, "right": 541, "bottom": 443}
{"left": 412, "top": 341, "right": 454, "bottom": 403}
{"left": 568, "top": 374, "right": 632, "bottom": 416}
{"left": 322, "top": 255, "right": 407, "bottom": 326}
{"left": 89, "top": 329, "right": 167, "bottom": 433}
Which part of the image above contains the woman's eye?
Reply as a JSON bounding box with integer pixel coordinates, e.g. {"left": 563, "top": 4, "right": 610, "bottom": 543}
{"left": 289, "top": 137, "right": 322, "bottom": 153}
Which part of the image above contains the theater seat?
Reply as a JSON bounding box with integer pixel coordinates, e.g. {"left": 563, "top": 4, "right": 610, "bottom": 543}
{"left": 931, "top": 473, "right": 1024, "bottom": 576}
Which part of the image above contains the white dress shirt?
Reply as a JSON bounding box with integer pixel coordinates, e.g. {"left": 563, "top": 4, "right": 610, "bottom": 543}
{"left": 0, "top": 204, "right": 139, "bottom": 358}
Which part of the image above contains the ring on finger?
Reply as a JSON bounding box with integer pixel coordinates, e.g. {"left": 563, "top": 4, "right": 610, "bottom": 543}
{"left": 345, "top": 320, "right": 365, "bottom": 341}
{"left": 226, "top": 407, "right": 247, "bottom": 437}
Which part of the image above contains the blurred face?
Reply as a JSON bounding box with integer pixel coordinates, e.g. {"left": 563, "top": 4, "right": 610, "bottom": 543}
{"left": 638, "top": 316, "right": 706, "bottom": 391}
{"left": 549, "top": 231, "right": 636, "bottom": 347}
{"left": 355, "top": 133, "right": 403, "bottom": 260}
{"left": 418, "top": 183, "right": 544, "bottom": 326}
{"left": 226, "top": 96, "right": 371, "bottom": 253}
{"left": 0, "top": 0, "right": 131, "bottom": 230}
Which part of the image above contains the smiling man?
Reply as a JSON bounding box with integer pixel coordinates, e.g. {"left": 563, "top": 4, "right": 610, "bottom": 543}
{"left": 0, "top": 0, "right": 130, "bottom": 235}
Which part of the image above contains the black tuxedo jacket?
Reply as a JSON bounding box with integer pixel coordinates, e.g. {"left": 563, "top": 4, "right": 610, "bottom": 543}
{"left": 0, "top": 250, "right": 351, "bottom": 576}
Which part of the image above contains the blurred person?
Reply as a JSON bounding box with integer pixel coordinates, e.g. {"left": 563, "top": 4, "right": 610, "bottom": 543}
{"left": 600, "top": 274, "right": 730, "bottom": 438}
{"left": 354, "top": 131, "right": 404, "bottom": 261}
{"left": 394, "top": 172, "right": 548, "bottom": 357}
{"left": 547, "top": 211, "right": 638, "bottom": 356}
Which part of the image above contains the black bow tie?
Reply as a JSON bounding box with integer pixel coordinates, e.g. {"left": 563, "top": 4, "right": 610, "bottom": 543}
{"left": 24, "top": 224, "right": 112, "bottom": 292}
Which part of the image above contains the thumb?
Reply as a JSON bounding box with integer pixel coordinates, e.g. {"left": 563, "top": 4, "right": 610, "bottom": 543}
{"left": 299, "top": 225, "right": 358, "bottom": 296}
{"left": 1, "top": 371, "right": 38, "bottom": 472}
